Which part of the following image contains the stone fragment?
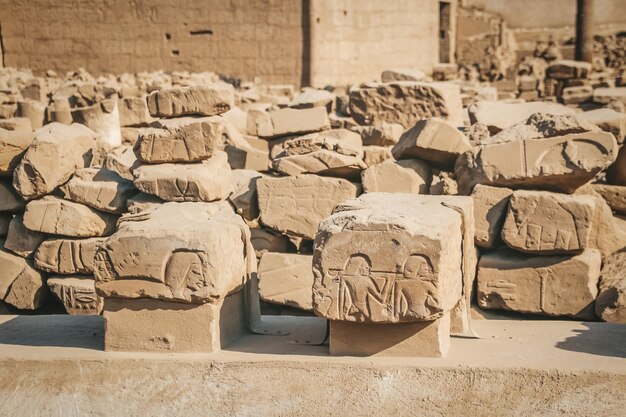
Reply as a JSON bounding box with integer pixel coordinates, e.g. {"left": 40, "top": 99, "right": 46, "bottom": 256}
{"left": 60, "top": 168, "right": 137, "bottom": 213}
{"left": 433, "top": 63, "right": 458, "bottom": 81}
{"left": 4, "top": 214, "right": 46, "bottom": 258}
{"left": 13, "top": 123, "right": 97, "bottom": 199}
{"left": 71, "top": 99, "right": 122, "bottom": 148}
{"left": 593, "top": 87, "right": 626, "bottom": 105}
{"left": 468, "top": 101, "right": 576, "bottom": 134}
{"left": 94, "top": 202, "right": 249, "bottom": 304}
{"left": 289, "top": 89, "right": 334, "bottom": 111}
{"left": 147, "top": 84, "right": 234, "bottom": 118}
{"left": 351, "top": 122, "right": 404, "bottom": 146}
{"left": 23, "top": 196, "right": 118, "bottom": 237}
{"left": 224, "top": 137, "right": 270, "bottom": 172}
{"left": 0, "top": 180, "right": 25, "bottom": 212}
{"left": 392, "top": 118, "right": 471, "bottom": 170}
{"left": 257, "top": 252, "right": 314, "bottom": 311}
{"left": 547, "top": 60, "right": 592, "bottom": 79}
{"left": 228, "top": 169, "right": 264, "bottom": 221}
{"left": 349, "top": 82, "right": 464, "bottom": 128}
{"left": 561, "top": 86, "right": 593, "bottom": 105}
{"left": 363, "top": 145, "right": 393, "bottom": 166}
{"left": 250, "top": 227, "right": 292, "bottom": 256}
{"left": 246, "top": 109, "right": 273, "bottom": 137}
{"left": 465, "top": 122, "right": 490, "bottom": 146}
{"left": 17, "top": 100, "right": 46, "bottom": 129}
{"left": 0, "top": 128, "right": 34, "bottom": 176}
{"left": 126, "top": 192, "right": 164, "bottom": 214}
{"left": 133, "top": 151, "right": 232, "bottom": 202}
{"left": 0, "top": 248, "right": 46, "bottom": 310}
{"left": 257, "top": 174, "right": 360, "bottom": 240}
{"left": 455, "top": 131, "right": 618, "bottom": 194}
{"left": 104, "top": 145, "right": 139, "bottom": 181}
{"left": 134, "top": 118, "right": 222, "bottom": 163}
{"left": 429, "top": 170, "right": 458, "bottom": 196}
{"left": 486, "top": 113, "right": 598, "bottom": 145}
{"left": 0, "top": 214, "right": 11, "bottom": 237}
{"left": 0, "top": 117, "right": 31, "bottom": 132}
{"left": 595, "top": 250, "right": 626, "bottom": 323}
{"left": 118, "top": 96, "right": 154, "bottom": 127}
{"left": 361, "top": 159, "right": 431, "bottom": 194}
{"left": 471, "top": 184, "right": 513, "bottom": 248}
{"left": 593, "top": 184, "right": 626, "bottom": 214}
{"left": 47, "top": 276, "right": 103, "bottom": 315}
{"left": 579, "top": 108, "right": 626, "bottom": 144}
{"left": 381, "top": 68, "right": 426, "bottom": 83}
{"left": 34, "top": 237, "right": 104, "bottom": 274}
{"left": 477, "top": 248, "right": 600, "bottom": 319}
{"left": 606, "top": 144, "right": 626, "bottom": 186}
{"left": 260, "top": 107, "right": 331, "bottom": 139}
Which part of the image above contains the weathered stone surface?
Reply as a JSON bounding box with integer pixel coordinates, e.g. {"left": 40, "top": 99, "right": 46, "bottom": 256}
{"left": 593, "top": 87, "right": 626, "bottom": 105}
{"left": 349, "top": 82, "right": 464, "bottom": 128}
{"left": 257, "top": 252, "right": 314, "bottom": 311}
{"left": 455, "top": 131, "right": 618, "bottom": 194}
{"left": 104, "top": 145, "right": 139, "bottom": 181}
{"left": 561, "top": 86, "right": 593, "bottom": 105}
{"left": 0, "top": 248, "right": 46, "bottom": 310}
{"left": 71, "top": 99, "right": 122, "bottom": 148}
{"left": 606, "top": 144, "right": 626, "bottom": 186}
{"left": 312, "top": 193, "right": 473, "bottom": 323}
{"left": 0, "top": 128, "right": 33, "bottom": 176}
{"left": 60, "top": 168, "right": 137, "bottom": 213}
{"left": 250, "top": 226, "right": 292, "bottom": 257}
{"left": 0, "top": 117, "right": 31, "bottom": 132}
{"left": 595, "top": 250, "right": 626, "bottom": 323}
{"left": 381, "top": 68, "right": 426, "bottom": 83}
{"left": 593, "top": 184, "right": 626, "bottom": 214}
{"left": 47, "top": 276, "right": 103, "bottom": 315}
{"left": 361, "top": 159, "right": 432, "bottom": 194}
{"left": 13, "top": 123, "right": 97, "bottom": 199}
{"left": 289, "top": 89, "right": 334, "bottom": 110}
{"left": 133, "top": 151, "right": 232, "bottom": 202}
{"left": 257, "top": 174, "right": 360, "bottom": 240}
{"left": 429, "top": 171, "right": 458, "bottom": 196}
{"left": 468, "top": 101, "right": 576, "bottom": 134}
{"left": 477, "top": 248, "right": 600, "bottom": 319}
{"left": 0, "top": 214, "right": 11, "bottom": 237}
{"left": 0, "top": 180, "right": 25, "bottom": 212}
{"left": 126, "top": 192, "right": 164, "bottom": 214}
{"left": 4, "top": 214, "right": 46, "bottom": 258}
{"left": 23, "top": 196, "right": 118, "bottom": 237}
{"left": 17, "top": 100, "right": 46, "bottom": 129}
{"left": 94, "top": 202, "right": 249, "bottom": 304}
{"left": 134, "top": 118, "right": 222, "bottom": 163}
{"left": 392, "top": 118, "right": 471, "bottom": 170}
{"left": 579, "top": 108, "right": 626, "bottom": 144}
{"left": 471, "top": 184, "right": 513, "bottom": 249}
{"left": 224, "top": 137, "right": 270, "bottom": 172}
{"left": 34, "top": 237, "right": 104, "bottom": 274}
{"left": 351, "top": 122, "right": 404, "bottom": 146}
{"left": 547, "top": 60, "right": 592, "bottom": 79}
{"left": 118, "top": 96, "right": 154, "bottom": 127}
{"left": 147, "top": 84, "right": 234, "bottom": 118}
{"left": 228, "top": 169, "right": 264, "bottom": 221}
{"left": 362, "top": 145, "right": 394, "bottom": 166}
{"left": 246, "top": 109, "right": 273, "bottom": 137}
{"left": 260, "top": 107, "right": 331, "bottom": 139}
{"left": 271, "top": 129, "right": 366, "bottom": 178}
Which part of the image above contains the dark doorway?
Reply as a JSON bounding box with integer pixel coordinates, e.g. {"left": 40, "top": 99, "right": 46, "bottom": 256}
{"left": 439, "top": 2, "right": 451, "bottom": 63}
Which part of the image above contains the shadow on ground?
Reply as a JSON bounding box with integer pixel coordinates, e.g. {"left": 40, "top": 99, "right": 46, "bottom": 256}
{"left": 556, "top": 322, "right": 626, "bottom": 358}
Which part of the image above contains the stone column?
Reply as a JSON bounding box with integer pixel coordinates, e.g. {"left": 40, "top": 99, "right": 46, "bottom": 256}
{"left": 575, "top": 0, "right": 595, "bottom": 63}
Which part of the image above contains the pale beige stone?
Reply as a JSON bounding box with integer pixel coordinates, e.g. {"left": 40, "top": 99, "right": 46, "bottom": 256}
{"left": 125, "top": 192, "right": 164, "bottom": 214}
{"left": 468, "top": 101, "right": 576, "bottom": 134}
{"left": 0, "top": 180, "right": 25, "bottom": 212}
{"left": 17, "top": 100, "right": 46, "bottom": 129}
{"left": 257, "top": 174, "right": 360, "bottom": 240}
{"left": 593, "top": 184, "right": 626, "bottom": 214}
{"left": 224, "top": 138, "right": 270, "bottom": 172}
{"left": 381, "top": 68, "right": 426, "bottom": 83}
{"left": 228, "top": 169, "right": 264, "bottom": 221}
{"left": 60, "top": 167, "right": 137, "bottom": 213}
{"left": 133, "top": 151, "right": 232, "bottom": 202}
{"left": 246, "top": 109, "right": 273, "bottom": 137}
{"left": 134, "top": 118, "right": 222, "bottom": 163}
{"left": 118, "top": 96, "right": 155, "bottom": 127}
{"left": 579, "top": 108, "right": 626, "bottom": 143}
{"left": 361, "top": 159, "right": 432, "bottom": 194}
{"left": 13, "top": 123, "right": 98, "bottom": 199}
{"left": 94, "top": 202, "right": 249, "bottom": 304}
{"left": 392, "top": 117, "right": 471, "bottom": 170}
{"left": 250, "top": 227, "right": 292, "bottom": 257}
{"left": 0, "top": 248, "right": 46, "bottom": 310}
{"left": 147, "top": 84, "right": 234, "bottom": 118}
{"left": 349, "top": 82, "right": 464, "bottom": 128}
{"left": 71, "top": 99, "right": 122, "bottom": 148}
{"left": 47, "top": 276, "right": 103, "bottom": 315}
{"left": 23, "top": 196, "right": 118, "bottom": 237}
{"left": 477, "top": 248, "right": 600, "bottom": 319}
{"left": 363, "top": 145, "right": 394, "bottom": 166}
{"left": 4, "top": 214, "right": 46, "bottom": 258}
{"left": 351, "top": 122, "right": 404, "bottom": 146}
{"left": 0, "top": 127, "right": 33, "bottom": 176}
{"left": 260, "top": 107, "right": 331, "bottom": 138}
{"left": 547, "top": 60, "right": 592, "bottom": 79}
{"left": 472, "top": 185, "right": 513, "bottom": 248}
{"left": 606, "top": 144, "right": 626, "bottom": 186}
{"left": 429, "top": 170, "right": 458, "bottom": 196}
{"left": 0, "top": 117, "right": 32, "bottom": 132}
{"left": 595, "top": 250, "right": 626, "bottom": 323}
{"left": 486, "top": 113, "right": 598, "bottom": 145}
{"left": 593, "top": 87, "right": 626, "bottom": 105}
{"left": 104, "top": 145, "right": 139, "bottom": 181}
{"left": 455, "top": 131, "right": 618, "bottom": 194}
{"left": 257, "top": 252, "right": 314, "bottom": 311}
{"left": 289, "top": 89, "right": 334, "bottom": 110}
{"left": 34, "top": 237, "right": 104, "bottom": 274}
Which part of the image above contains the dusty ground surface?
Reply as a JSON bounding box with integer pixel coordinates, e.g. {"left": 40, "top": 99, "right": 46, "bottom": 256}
{"left": 0, "top": 315, "right": 624, "bottom": 416}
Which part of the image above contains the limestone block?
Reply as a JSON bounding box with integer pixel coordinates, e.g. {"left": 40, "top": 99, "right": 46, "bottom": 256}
{"left": 257, "top": 174, "right": 360, "bottom": 240}
{"left": 0, "top": 180, "right": 25, "bottom": 212}
{"left": 606, "top": 144, "right": 626, "bottom": 186}
{"left": 133, "top": 151, "right": 232, "bottom": 202}
{"left": 361, "top": 159, "right": 432, "bottom": 194}
{"left": 391, "top": 118, "right": 471, "bottom": 170}
{"left": 13, "top": 123, "right": 97, "bottom": 199}
{"left": 257, "top": 252, "right": 314, "bottom": 311}
{"left": 579, "top": 108, "right": 626, "bottom": 144}
{"left": 34, "top": 237, "right": 104, "bottom": 274}
{"left": 593, "top": 184, "right": 626, "bottom": 214}
{"left": 312, "top": 193, "right": 473, "bottom": 323}
{"left": 363, "top": 145, "right": 394, "bottom": 166}
{"left": 47, "top": 276, "right": 103, "bottom": 315}
{"left": 23, "top": 196, "right": 118, "bottom": 237}
{"left": 455, "top": 131, "right": 618, "bottom": 194}
{"left": 349, "top": 82, "right": 464, "bottom": 128}
{"left": 104, "top": 145, "right": 139, "bottom": 181}
{"left": 71, "top": 99, "right": 122, "bottom": 148}
{"left": 60, "top": 167, "right": 137, "bottom": 214}
{"left": 467, "top": 101, "right": 576, "bottom": 134}
{"left": 593, "top": 87, "right": 626, "bottom": 105}
{"left": 477, "top": 248, "right": 600, "bottom": 319}
{"left": 381, "top": 68, "right": 426, "bottom": 83}
{"left": 134, "top": 118, "right": 222, "bottom": 163}
{"left": 94, "top": 202, "right": 248, "bottom": 304}
{"left": 289, "top": 89, "right": 334, "bottom": 110}
{"left": 228, "top": 169, "right": 264, "bottom": 221}
{"left": 471, "top": 184, "right": 513, "bottom": 249}
{"left": 4, "top": 214, "right": 46, "bottom": 258}
{"left": 595, "top": 250, "right": 626, "bottom": 323}
{"left": 126, "top": 192, "right": 164, "bottom": 214}
{"left": 17, "top": 100, "right": 46, "bottom": 129}
{"left": 118, "top": 96, "right": 154, "bottom": 127}
{"left": 0, "top": 248, "right": 46, "bottom": 310}
{"left": 147, "top": 84, "right": 234, "bottom": 118}
{"left": 486, "top": 113, "right": 598, "bottom": 145}
{"left": 547, "top": 60, "right": 592, "bottom": 79}
{"left": 351, "top": 122, "right": 404, "bottom": 146}
{"left": 0, "top": 128, "right": 34, "bottom": 176}
{"left": 260, "top": 107, "right": 331, "bottom": 139}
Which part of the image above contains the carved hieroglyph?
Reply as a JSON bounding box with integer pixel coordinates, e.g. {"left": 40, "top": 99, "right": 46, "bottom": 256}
{"left": 312, "top": 193, "right": 474, "bottom": 323}
{"left": 94, "top": 202, "right": 249, "bottom": 304}
{"left": 34, "top": 237, "right": 104, "bottom": 274}
{"left": 455, "top": 131, "right": 618, "bottom": 194}
{"left": 47, "top": 276, "right": 103, "bottom": 315}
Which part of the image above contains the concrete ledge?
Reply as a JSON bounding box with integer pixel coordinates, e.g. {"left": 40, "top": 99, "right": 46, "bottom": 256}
{"left": 0, "top": 315, "right": 625, "bottom": 416}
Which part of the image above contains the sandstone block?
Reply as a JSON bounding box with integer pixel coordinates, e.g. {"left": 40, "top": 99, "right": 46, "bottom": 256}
{"left": 363, "top": 145, "right": 394, "bottom": 166}
{"left": 477, "top": 248, "right": 600, "bottom": 319}
{"left": 381, "top": 68, "right": 426, "bottom": 83}
{"left": 0, "top": 180, "right": 25, "bottom": 212}
{"left": 126, "top": 192, "right": 164, "bottom": 214}
{"left": 147, "top": 84, "right": 234, "bottom": 118}
{"left": 257, "top": 174, "right": 360, "bottom": 240}
{"left": 361, "top": 159, "right": 432, "bottom": 194}
{"left": 60, "top": 167, "right": 137, "bottom": 213}
{"left": 13, "top": 123, "right": 97, "bottom": 199}
{"left": 351, "top": 122, "right": 404, "bottom": 146}
{"left": 606, "top": 144, "right": 626, "bottom": 186}
{"left": 593, "top": 87, "right": 626, "bottom": 105}
{"left": 0, "top": 248, "right": 46, "bottom": 310}
{"left": 0, "top": 117, "right": 32, "bottom": 132}
{"left": 118, "top": 96, "right": 154, "bottom": 127}
{"left": 246, "top": 109, "right": 273, "bottom": 137}
{"left": 23, "top": 196, "right": 118, "bottom": 237}
{"left": 561, "top": 86, "right": 593, "bottom": 105}
{"left": 468, "top": 101, "right": 576, "bottom": 134}
{"left": 486, "top": 113, "right": 598, "bottom": 145}
{"left": 257, "top": 252, "right": 314, "bottom": 311}
{"left": 133, "top": 151, "right": 232, "bottom": 202}
{"left": 471, "top": 184, "right": 513, "bottom": 248}
{"left": 250, "top": 227, "right": 292, "bottom": 257}
{"left": 71, "top": 99, "right": 122, "bottom": 148}
{"left": 4, "top": 214, "right": 46, "bottom": 258}
{"left": 0, "top": 128, "right": 34, "bottom": 176}
{"left": 391, "top": 118, "right": 471, "bottom": 170}
{"left": 228, "top": 169, "right": 264, "bottom": 221}
{"left": 547, "top": 60, "right": 592, "bottom": 79}
{"left": 593, "top": 184, "right": 626, "bottom": 214}
{"left": 289, "top": 89, "right": 334, "bottom": 111}
{"left": 104, "top": 145, "right": 139, "bottom": 181}
{"left": 47, "top": 276, "right": 103, "bottom": 315}
{"left": 34, "top": 237, "right": 104, "bottom": 274}
{"left": 595, "top": 250, "right": 626, "bottom": 323}
{"left": 260, "top": 107, "right": 331, "bottom": 139}
{"left": 579, "top": 108, "right": 626, "bottom": 143}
